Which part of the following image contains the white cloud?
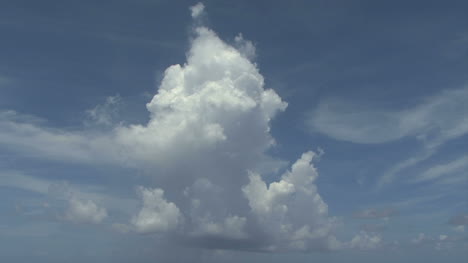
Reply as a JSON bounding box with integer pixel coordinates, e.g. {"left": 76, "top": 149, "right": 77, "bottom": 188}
{"left": 348, "top": 232, "right": 382, "bottom": 250}
{"left": 85, "top": 95, "right": 122, "bottom": 126}
{"left": 131, "top": 187, "right": 182, "bottom": 233}
{"left": 411, "top": 233, "right": 428, "bottom": 244}
{"left": 191, "top": 215, "right": 248, "bottom": 240}
{"left": 410, "top": 232, "right": 461, "bottom": 250}
{"left": 64, "top": 197, "right": 108, "bottom": 224}
{"left": 0, "top": 6, "right": 343, "bottom": 253}
{"left": 0, "top": 18, "right": 287, "bottom": 171}
{"left": 234, "top": 33, "right": 256, "bottom": 60}
{"left": 308, "top": 87, "right": 468, "bottom": 187}
{"left": 190, "top": 2, "right": 205, "bottom": 18}
{"left": 377, "top": 149, "right": 436, "bottom": 188}
{"left": 308, "top": 86, "right": 468, "bottom": 146}
{"left": 411, "top": 155, "right": 468, "bottom": 184}
{"left": 0, "top": 170, "right": 137, "bottom": 216}
{"left": 453, "top": 225, "right": 465, "bottom": 233}
{"left": 242, "top": 151, "right": 340, "bottom": 251}
{"left": 0, "top": 110, "right": 117, "bottom": 164}
{"left": 0, "top": 170, "right": 51, "bottom": 194}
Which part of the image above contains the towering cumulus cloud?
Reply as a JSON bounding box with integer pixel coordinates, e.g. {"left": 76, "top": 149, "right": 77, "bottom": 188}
{"left": 0, "top": 2, "right": 339, "bottom": 252}
{"left": 119, "top": 3, "right": 339, "bottom": 252}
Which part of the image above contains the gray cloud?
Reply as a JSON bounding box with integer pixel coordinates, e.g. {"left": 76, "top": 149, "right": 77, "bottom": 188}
{"left": 353, "top": 208, "right": 398, "bottom": 219}
{"left": 449, "top": 214, "right": 468, "bottom": 226}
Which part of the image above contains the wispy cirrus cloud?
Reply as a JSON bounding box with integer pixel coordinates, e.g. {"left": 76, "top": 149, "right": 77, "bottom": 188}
{"left": 307, "top": 86, "right": 468, "bottom": 187}
{"left": 411, "top": 155, "right": 468, "bottom": 184}
{"left": 307, "top": 86, "right": 468, "bottom": 146}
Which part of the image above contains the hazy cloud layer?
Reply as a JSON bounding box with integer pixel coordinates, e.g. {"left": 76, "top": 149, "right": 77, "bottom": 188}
{"left": 353, "top": 208, "right": 398, "bottom": 219}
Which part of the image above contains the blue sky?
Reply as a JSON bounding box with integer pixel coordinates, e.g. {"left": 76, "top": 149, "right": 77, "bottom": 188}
{"left": 0, "top": 1, "right": 467, "bottom": 262}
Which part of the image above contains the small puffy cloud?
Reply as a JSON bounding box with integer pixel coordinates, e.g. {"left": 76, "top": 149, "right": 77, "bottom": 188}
{"left": 453, "top": 225, "right": 465, "bottom": 233}
{"left": 132, "top": 187, "right": 182, "bottom": 233}
{"left": 190, "top": 2, "right": 205, "bottom": 18}
{"left": 411, "top": 233, "right": 428, "bottom": 244}
{"left": 64, "top": 197, "right": 108, "bottom": 224}
{"left": 85, "top": 95, "right": 122, "bottom": 126}
{"left": 234, "top": 33, "right": 256, "bottom": 60}
{"left": 348, "top": 232, "right": 382, "bottom": 250}
{"left": 411, "top": 233, "right": 462, "bottom": 250}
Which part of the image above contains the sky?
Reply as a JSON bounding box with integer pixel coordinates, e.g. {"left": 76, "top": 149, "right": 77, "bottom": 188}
{"left": 0, "top": 0, "right": 467, "bottom": 262}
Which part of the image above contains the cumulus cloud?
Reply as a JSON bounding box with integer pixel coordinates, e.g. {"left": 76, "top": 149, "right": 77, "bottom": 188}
{"left": 132, "top": 187, "right": 182, "bottom": 233}
{"left": 410, "top": 232, "right": 462, "bottom": 250}
{"left": 242, "top": 152, "right": 340, "bottom": 251}
{"left": 117, "top": 26, "right": 338, "bottom": 250}
{"left": 348, "top": 232, "right": 382, "bottom": 250}
{"left": 0, "top": 3, "right": 346, "bottom": 253}
{"left": 190, "top": 215, "right": 248, "bottom": 240}
{"left": 48, "top": 181, "right": 108, "bottom": 225}
{"left": 64, "top": 197, "right": 108, "bottom": 224}
{"left": 190, "top": 2, "right": 205, "bottom": 18}
{"left": 0, "top": 171, "right": 137, "bottom": 220}
{"left": 234, "top": 33, "right": 256, "bottom": 60}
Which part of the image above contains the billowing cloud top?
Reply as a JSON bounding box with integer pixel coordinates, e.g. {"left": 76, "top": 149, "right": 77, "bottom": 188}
{"left": 118, "top": 21, "right": 338, "bottom": 251}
